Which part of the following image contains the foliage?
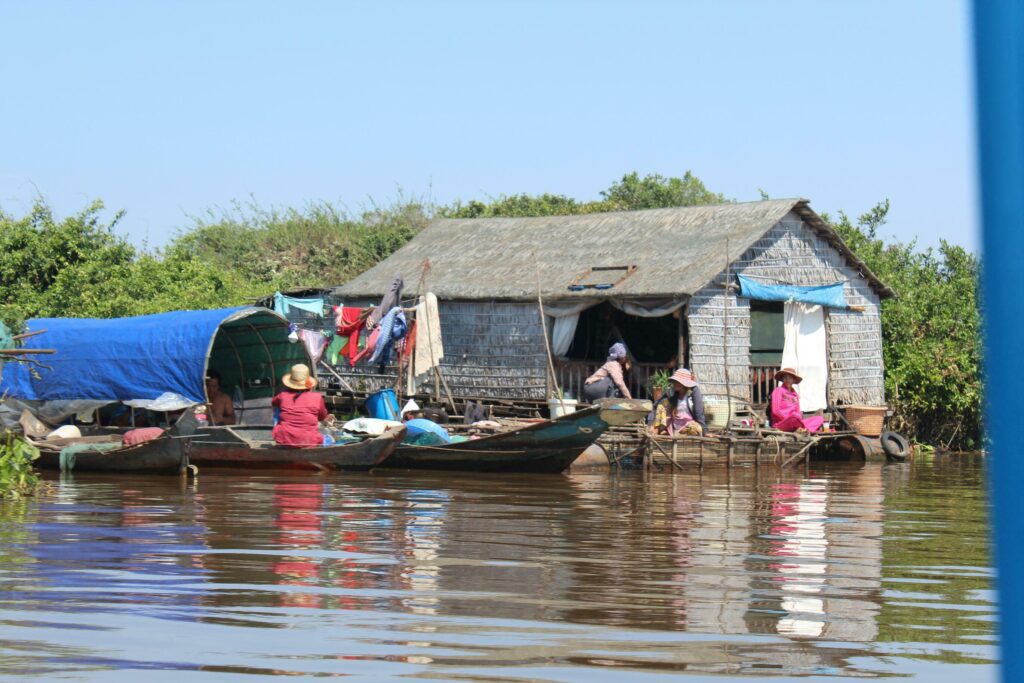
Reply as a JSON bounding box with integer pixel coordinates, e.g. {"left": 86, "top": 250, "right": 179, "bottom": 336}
{"left": 442, "top": 171, "right": 728, "bottom": 218}
{"left": 600, "top": 171, "right": 729, "bottom": 210}
{"left": 0, "top": 431, "right": 40, "bottom": 499}
{"left": 170, "top": 197, "right": 432, "bottom": 292}
{"left": 828, "top": 201, "right": 982, "bottom": 449}
{"left": 0, "top": 200, "right": 254, "bottom": 326}
{"left": 648, "top": 370, "right": 672, "bottom": 391}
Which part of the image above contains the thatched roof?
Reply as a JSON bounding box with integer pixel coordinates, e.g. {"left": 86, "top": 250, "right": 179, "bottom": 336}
{"left": 335, "top": 199, "right": 894, "bottom": 301}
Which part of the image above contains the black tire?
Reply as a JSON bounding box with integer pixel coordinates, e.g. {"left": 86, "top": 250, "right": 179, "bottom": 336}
{"left": 881, "top": 430, "right": 911, "bottom": 460}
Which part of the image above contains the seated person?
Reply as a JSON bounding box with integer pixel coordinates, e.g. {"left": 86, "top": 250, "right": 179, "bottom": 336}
{"left": 650, "top": 368, "right": 707, "bottom": 436}
{"left": 770, "top": 368, "right": 825, "bottom": 433}
{"left": 272, "top": 364, "right": 330, "bottom": 447}
{"left": 583, "top": 343, "right": 633, "bottom": 402}
{"left": 205, "top": 369, "right": 236, "bottom": 426}
{"left": 401, "top": 399, "right": 452, "bottom": 444}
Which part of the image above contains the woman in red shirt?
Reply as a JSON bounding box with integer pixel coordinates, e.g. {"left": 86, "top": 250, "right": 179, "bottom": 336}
{"left": 272, "top": 364, "right": 330, "bottom": 447}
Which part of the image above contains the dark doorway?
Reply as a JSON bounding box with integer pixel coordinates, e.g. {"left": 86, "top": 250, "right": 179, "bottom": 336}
{"left": 566, "top": 302, "right": 681, "bottom": 365}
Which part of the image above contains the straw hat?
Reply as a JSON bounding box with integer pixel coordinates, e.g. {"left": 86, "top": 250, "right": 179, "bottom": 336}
{"left": 282, "top": 364, "right": 317, "bottom": 390}
{"left": 774, "top": 367, "right": 803, "bottom": 384}
{"left": 669, "top": 368, "right": 698, "bottom": 388}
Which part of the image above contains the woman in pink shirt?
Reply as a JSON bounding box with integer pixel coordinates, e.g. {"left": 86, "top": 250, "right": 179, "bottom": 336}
{"left": 272, "top": 364, "right": 331, "bottom": 447}
{"left": 770, "top": 368, "right": 825, "bottom": 433}
{"left": 583, "top": 343, "right": 633, "bottom": 403}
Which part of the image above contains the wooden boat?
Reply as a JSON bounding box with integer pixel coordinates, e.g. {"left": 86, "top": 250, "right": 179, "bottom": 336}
{"left": 186, "top": 424, "right": 406, "bottom": 470}
{"left": 382, "top": 398, "right": 652, "bottom": 474}
{"left": 30, "top": 410, "right": 200, "bottom": 474}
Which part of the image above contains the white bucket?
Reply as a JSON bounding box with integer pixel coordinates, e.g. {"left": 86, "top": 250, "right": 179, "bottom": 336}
{"left": 548, "top": 398, "right": 578, "bottom": 419}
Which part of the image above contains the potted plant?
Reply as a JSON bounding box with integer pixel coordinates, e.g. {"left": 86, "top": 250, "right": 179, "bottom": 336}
{"left": 648, "top": 370, "right": 671, "bottom": 403}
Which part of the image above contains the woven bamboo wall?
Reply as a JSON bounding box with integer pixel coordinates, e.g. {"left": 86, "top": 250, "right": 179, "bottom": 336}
{"left": 689, "top": 213, "right": 885, "bottom": 405}
{"left": 320, "top": 298, "right": 548, "bottom": 400}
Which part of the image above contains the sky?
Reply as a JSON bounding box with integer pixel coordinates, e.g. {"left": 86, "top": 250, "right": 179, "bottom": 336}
{"left": 0, "top": 0, "right": 977, "bottom": 251}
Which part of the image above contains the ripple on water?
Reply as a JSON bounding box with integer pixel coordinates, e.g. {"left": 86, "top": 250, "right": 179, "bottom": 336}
{"left": 0, "top": 456, "right": 997, "bottom": 680}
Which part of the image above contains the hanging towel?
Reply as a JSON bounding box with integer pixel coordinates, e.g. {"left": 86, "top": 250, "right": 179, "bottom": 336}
{"left": 367, "top": 275, "right": 403, "bottom": 329}
{"left": 781, "top": 302, "right": 828, "bottom": 412}
{"left": 273, "top": 292, "right": 325, "bottom": 317}
{"left": 299, "top": 328, "right": 329, "bottom": 365}
{"left": 411, "top": 293, "right": 444, "bottom": 391}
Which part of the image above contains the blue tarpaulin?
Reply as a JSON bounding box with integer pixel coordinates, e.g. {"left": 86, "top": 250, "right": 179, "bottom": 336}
{"left": 737, "top": 275, "right": 848, "bottom": 308}
{"left": 0, "top": 307, "right": 298, "bottom": 403}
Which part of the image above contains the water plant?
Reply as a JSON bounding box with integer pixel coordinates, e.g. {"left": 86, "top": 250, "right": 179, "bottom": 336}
{"left": 0, "top": 431, "right": 40, "bottom": 499}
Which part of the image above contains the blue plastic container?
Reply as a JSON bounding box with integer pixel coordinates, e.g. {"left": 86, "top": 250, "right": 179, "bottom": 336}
{"left": 365, "top": 388, "right": 400, "bottom": 421}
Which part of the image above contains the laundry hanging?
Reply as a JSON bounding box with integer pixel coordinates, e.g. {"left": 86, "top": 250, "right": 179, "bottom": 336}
{"left": 781, "top": 302, "right": 828, "bottom": 412}
{"left": 410, "top": 293, "right": 443, "bottom": 391}
{"left": 273, "top": 292, "right": 326, "bottom": 317}
{"left": 738, "top": 275, "right": 847, "bottom": 309}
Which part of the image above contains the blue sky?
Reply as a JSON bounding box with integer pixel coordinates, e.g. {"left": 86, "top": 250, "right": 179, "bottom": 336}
{"left": 0, "top": 0, "right": 976, "bottom": 251}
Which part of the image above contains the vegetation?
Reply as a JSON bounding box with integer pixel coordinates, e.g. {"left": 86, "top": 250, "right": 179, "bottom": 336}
{"left": 0, "top": 431, "right": 40, "bottom": 499}
{"left": 828, "top": 202, "right": 982, "bottom": 449}
{"left": 0, "top": 171, "right": 981, "bottom": 449}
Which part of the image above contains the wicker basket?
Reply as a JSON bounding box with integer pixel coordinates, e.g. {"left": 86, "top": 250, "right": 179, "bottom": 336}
{"left": 844, "top": 405, "right": 887, "bottom": 437}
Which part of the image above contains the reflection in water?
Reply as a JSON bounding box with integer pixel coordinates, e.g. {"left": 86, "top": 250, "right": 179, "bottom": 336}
{"left": 0, "top": 457, "right": 996, "bottom": 680}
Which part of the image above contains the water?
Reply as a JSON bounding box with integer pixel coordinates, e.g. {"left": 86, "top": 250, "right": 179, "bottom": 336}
{"left": 0, "top": 456, "right": 995, "bottom": 681}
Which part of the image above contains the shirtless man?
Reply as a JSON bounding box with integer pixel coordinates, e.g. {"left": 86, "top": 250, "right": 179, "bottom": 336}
{"left": 205, "top": 370, "right": 236, "bottom": 425}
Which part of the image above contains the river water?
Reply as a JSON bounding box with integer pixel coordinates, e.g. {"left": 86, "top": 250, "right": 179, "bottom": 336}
{"left": 0, "top": 455, "right": 995, "bottom": 681}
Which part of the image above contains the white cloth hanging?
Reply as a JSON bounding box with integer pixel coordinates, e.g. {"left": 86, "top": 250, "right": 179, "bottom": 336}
{"left": 781, "top": 303, "right": 828, "bottom": 412}
{"left": 410, "top": 293, "right": 444, "bottom": 391}
{"left": 550, "top": 314, "right": 579, "bottom": 356}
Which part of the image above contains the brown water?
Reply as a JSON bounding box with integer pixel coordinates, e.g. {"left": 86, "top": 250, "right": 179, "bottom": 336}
{"left": 0, "top": 456, "right": 994, "bottom": 681}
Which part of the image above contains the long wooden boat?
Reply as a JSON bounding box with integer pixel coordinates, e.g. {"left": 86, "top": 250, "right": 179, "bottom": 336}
{"left": 30, "top": 410, "right": 200, "bottom": 474}
{"left": 187, "top": 424, "right": 406, "bottom": 470}
{"left": 381, "top": 398, "right": 652, "bottom": 474}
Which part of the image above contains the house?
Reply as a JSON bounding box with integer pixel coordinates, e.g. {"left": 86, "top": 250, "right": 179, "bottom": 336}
{"left": 330, "top": 199, "right": 893, "bottom": 411}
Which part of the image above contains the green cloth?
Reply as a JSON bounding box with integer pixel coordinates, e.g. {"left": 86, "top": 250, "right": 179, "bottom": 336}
{"left": 59, "top": 441, "right": 122, "bottom": 472}
{"left": 325, "top": 334, "right": 347, "bottom": 365}
{"left": 450, "top": 435, "right": 469, "bottom": 443}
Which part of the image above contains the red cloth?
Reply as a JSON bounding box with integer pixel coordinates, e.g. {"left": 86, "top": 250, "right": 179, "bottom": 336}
{"left": 272, "top": 390, "right": 328, "bottom": 447}
{"left": 122, "top": 427, "right": 165, "bottom": 446}
{"left": 402, "top": 320, "right": 417, "bottom": 360}
{"left": 333, "top": 306, "right": 368, "bottom": 366}
{"left": 351, "top": 326, "right": 380, "bottom": 365}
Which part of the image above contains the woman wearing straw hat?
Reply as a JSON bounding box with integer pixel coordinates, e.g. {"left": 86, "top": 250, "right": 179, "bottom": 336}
{"left": 650, "top": 368, "right": 707, "bottom": 436}
{"left": 583, "top": 342, "right": 633, "bottom": 403}
{"left": 769, "top": 368, "right": 825, "bottom": 433}
{"left": 271, "top": 364, "right": 331, "bottom": 446}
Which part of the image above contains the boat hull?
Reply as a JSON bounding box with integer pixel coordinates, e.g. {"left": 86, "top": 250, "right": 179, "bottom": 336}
{"left": 383, "top": 401, "right": 649, "bottom": 473}
{"left": 188, "top": 425, "right": 404, "bottom": 470}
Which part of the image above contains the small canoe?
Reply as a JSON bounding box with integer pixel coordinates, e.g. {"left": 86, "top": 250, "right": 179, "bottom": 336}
{"left": 186, "top": 424, "right": 406, "bottom": 470}
{"left": 382, "top": 398, "right": 652, "bottom": 473}
{"left": 31, "top": 410, "right": 201, "bottom": 474}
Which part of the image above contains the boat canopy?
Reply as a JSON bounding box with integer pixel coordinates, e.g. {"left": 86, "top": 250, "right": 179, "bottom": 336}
{"left": 0, "top": 307, "right": 311, "bottom": 405}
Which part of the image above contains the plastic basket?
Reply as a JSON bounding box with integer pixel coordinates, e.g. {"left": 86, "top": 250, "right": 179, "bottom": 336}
{"left": 365, "top": 388, "right": 400, "bottom": 421}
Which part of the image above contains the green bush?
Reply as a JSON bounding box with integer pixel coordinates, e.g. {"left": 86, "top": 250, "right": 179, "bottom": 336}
{"left": 0, "top": 432, "right": 40, "bottom": 499}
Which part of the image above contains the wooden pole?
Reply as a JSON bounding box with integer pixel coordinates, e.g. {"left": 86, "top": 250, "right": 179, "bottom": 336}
{"left": 723, "top": 238, "right": 732, "bottom": 427}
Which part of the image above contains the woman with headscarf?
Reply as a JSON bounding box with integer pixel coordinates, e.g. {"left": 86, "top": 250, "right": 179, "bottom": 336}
{"left": 582, "top": 342, "right": 633, "bottom": 403}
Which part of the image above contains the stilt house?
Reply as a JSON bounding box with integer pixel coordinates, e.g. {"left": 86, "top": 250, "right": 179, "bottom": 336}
{"left": 330, "top": 199, "right": 893, "bottom": 410}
